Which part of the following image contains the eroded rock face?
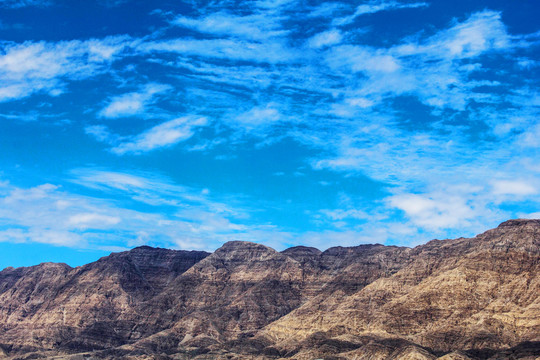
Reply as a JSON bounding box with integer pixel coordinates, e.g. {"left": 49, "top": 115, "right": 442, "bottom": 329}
{"left": 263, "top": 220, "right": 540, "bottom": 359}
{"left": 0, "top": 247, "right": 209, "bottom": 356}
{"left": 0, "top": 220, "right": 539, "bottom": 359}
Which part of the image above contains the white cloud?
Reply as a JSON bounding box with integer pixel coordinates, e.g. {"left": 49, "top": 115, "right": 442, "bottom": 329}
{"left": 254, "top": 0, "right": 297, "bottom": 10}
{"left": 0, "top": 0, "right": 50, "bottom": 8}
{"left": 72, "top": 170, "right": 156, "bottom": 192}
{"left": 0, "top": 172, "right": 309, "bottom": 252}
{"left": 99, "top": 83, "right": 171, "bottom": 118}
{"left": 111, "top": 116, "right": 208, "bottom": 155}
{"left": 139, "top": 38, "right": 297, "bottom": 64}
{"left": 0, "top": 37, "right": 130, "bottom": 102}
{"left": 173, "top": 60, "right": 279, "bottom": 89}
{"left": 386, "top": 186, "right": 505, "bottom": 233}
{"left": 517, "top": 123, "right": 540, "bottom": 148}
{"left": 101, "top": 98, "right": 143, "bottom": 118}
{"left": 0, "top": 38, "right": 126, "bottom": 77}
{"left": 172, "top": 12, "right": 288, "bottom": 41}
{"left": 0, "top": 177, "right": 216, "bottom": 249}
{"left": 443, "top": 12, "right": 509, "bottom": 58}
{"left": 4, "top": 183, "right": 59, "bottom": 203}
{"left": 522, "top": 212, "right": 540, "bottom": 220}
{"left": 334, "top": 1, "right": 428, "bottom": 26}
{"left": 346, "top": 97, "right": 375, "bottom": 108}
{"left": 308, "top": 2, "right": 349, "bottom": 18}
{"left": 68, "top": 213, "right": 121, "bottom": 229}
{"left": 0, "top": 228, "right": 86, "bottom": 247}
{"left": 389, "top": 193, "right": 473, "bottom": 230}
{"left": 318, "top": 10, "right": 518, "bottom": 114}
{"left": 233, "top": 104, "right": 282, "bottom": 130}
{"left": 308, "top": 103, "right": 537, "bottom": 238}
{"left": 517, "top": 58, "right": 540, "bottom": 69}
{"left": 85, "top": 125, "right": 115, "bottom": 143}
{"left": 320, "top": 208, "right": 370, "bottom": 221}
{"left": 327, "top": 45, "right": 401, "bottom": 73}
{"left": 492, "top": 180, "right": 537, "bottom": 196}
{"left": 308, "top": 29, "right": 343, "bottom": 49}
{"left": 70, "top": 169, "right": 207, "bottom": 207}
{"left": 406, "top": 10, "right": 511, "bottom": 60}
{"left": 71, "top": 168, "right": 250, "bottom": 218}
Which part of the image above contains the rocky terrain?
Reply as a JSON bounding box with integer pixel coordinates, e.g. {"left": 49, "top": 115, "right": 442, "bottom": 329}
{"left": 0, "top": 219, "right": 538, "bottom": 359}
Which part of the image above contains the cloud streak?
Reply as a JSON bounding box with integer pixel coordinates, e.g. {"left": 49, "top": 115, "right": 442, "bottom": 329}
{"left": 112, "top": 116, "right": 208, "bottom": 154}
{"left": 87, "top": 116, "right": 209, "bottom": 155}
{"left": 99, "top": 83, "right": 171, "bottom": 118}
{"left": 171, "top": 12, "right": 288, "bottom": 41}
{"left": 0, "top": 37, "right": 131, "bottom": 102}
{"left": 0, "top": 0, "right": 51, "bottom": 8}
{"left": 334, "top": 1, "right": 429, "bottom": 26}
{"left": 0, "top": 172, "right": 281, "bottom": 251}
{"left": 139, "top": 38, "right": 298, "bottom": 64}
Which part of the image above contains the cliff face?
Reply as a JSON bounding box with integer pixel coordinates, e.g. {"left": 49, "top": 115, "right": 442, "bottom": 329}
{"left": 0, "top": 247, "right": 209, "bottom": 356}
{"left": 0, "top": 220, "right": 539, "bottom": 359}
{"left": 263, "top": 219, "right": 540, "bottom": 359}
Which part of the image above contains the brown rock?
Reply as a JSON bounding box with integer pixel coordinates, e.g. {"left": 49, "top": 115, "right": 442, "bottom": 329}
{"left": 0, "top": 220, "right": 539, "bottom": 359}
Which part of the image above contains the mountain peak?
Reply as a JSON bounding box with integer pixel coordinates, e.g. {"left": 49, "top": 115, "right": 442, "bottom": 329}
{"left": 131, "top": 245, "right": 159, "bottom": 251}
{"left": 281, "top": 246, "right": 322, "bottom": 263}
{"left": 216, "top": 240, "right": 277, "bottom": 255}
{"left": 282, "top": 245, "right": 321, "bottom": 255}
{"left": 219, "top": 240, "right": 273, "bottom": 250}
{"left": 497, "top": 218, "right": 540, "bottom": 228}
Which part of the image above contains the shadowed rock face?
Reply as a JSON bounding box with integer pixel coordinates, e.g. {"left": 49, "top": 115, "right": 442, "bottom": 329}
{"left": 0, "top": 247, "right": 209, "bottom": 355}
{"left": 0, "top": 220, "right": 539, "bottom": 359}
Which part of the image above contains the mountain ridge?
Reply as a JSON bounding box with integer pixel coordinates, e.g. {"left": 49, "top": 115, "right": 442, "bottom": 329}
{"left": 0, "top": 219, "right": 539, "bottom": 359}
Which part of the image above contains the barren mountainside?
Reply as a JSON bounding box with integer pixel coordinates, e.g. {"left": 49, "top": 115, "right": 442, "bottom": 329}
{"left": 0, "top": 220, "right": 539, "bottom": 359}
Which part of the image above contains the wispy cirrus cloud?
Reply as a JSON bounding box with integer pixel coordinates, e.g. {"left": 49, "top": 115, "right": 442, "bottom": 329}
{"left": 388, "top": 191, "right": 479, "bottom": 231}
{"left": 0, "top": 182, "right": 215, "bottom": 250}
{"left": 71, "top": 168, "right": 224, "bottom": 209}
{"left": 87, "top": 116, "right": 208, "bottom": 155}
{"left": 295, "top": 9, "right": 540, "bottom": 241}
{"left": 308, "top": 2, "right": 350, "bottom": 18}
{"left": 232, "top": 104, "right": 282, "bottom": 131}
{"left": 254, "top": 0, "right": 297, "bottom": 10}
{"left": 333, "top": 1, "right": 429, "bottom": 26}
{"left": 99, "top": 83, "right": 171, "bottom": 118}
{"left": 491, "top": 179, "right": 538, "bottom": 197}
{"left": 111, "top": 116, "right": 208, "bottom": 155}
{"left": 139, "top": 38, "right": 298, "bottom": 64}
{"left": 0, "top": 168, "right": 318, "bottom": 251}
{"left": 171, "top": 12, "right": 288, "bottom": 41}
{"left": 315, "top": 180, "right": 525, "bottom": 244}
{"left": 393, "top": 10, "right": 510, "bottom": 59}
{"left": 310, "top": 119, "right": 540, "bottom": 241}
{"left": 0, "top": 0, "right": 51, "bottom": 8}
{"left": 0, "top": 37, "right": 130, "bottom": 102}
{"left": 63, "top": 7, "right": 540, "bottom": 245}
{"left": 0, "top": 170, "right": 274, "bottom": 251}
{"left": 307, "top": 29, "right": 343, "bottom": 49}
{"left": 321, "top": 10, "right": 514, "bottom": 112}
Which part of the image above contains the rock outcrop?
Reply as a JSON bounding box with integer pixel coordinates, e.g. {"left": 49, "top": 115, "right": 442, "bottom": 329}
{"left": 0, "top": 220, "right": 539, "bottom": 359}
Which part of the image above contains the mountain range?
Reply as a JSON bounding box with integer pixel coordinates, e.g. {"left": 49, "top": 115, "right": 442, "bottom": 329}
{"left": 0, "top": 219, "right": 539, "bottom": 359}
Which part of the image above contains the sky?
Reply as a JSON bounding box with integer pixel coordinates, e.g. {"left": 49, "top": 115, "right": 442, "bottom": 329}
{"left": 0, "top": 0, "right": 539, "bottom": 269}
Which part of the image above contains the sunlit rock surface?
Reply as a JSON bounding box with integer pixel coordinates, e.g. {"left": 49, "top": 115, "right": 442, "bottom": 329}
{"left": 0, "top": 220, "right": 538, "bottom": 359}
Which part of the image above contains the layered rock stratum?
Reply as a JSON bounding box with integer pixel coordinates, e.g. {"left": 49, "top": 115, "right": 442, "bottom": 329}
{"left": 0, "top": 219, "right": 538, "bottom": 359}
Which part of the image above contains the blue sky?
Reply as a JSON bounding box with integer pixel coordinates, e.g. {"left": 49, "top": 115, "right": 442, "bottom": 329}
{"left": 0, "top": 0, "right": 539, "bottom": 269}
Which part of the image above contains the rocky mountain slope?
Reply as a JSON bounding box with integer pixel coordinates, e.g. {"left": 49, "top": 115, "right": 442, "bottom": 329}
{"left": 0, "top": 220, "right": 538, "bottom": 359}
